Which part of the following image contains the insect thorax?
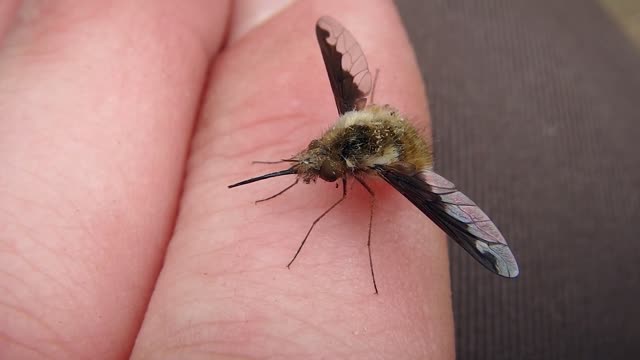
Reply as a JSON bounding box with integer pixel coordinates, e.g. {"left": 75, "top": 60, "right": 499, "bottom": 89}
{"left": 330, "top": 105, "right": 431, "bottom": 170}
{"left": 295, "top": 105, "right": 432, "bottom": 182}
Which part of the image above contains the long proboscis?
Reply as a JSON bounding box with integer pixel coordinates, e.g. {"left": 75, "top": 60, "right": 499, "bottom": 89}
{"left": 228, "top": 167, "right": 298, "bottom": 188}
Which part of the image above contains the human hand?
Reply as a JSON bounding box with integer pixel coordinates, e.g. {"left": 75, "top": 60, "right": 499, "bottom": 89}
{"left": 0, "top": 1, "right": 453, "bottom": 358}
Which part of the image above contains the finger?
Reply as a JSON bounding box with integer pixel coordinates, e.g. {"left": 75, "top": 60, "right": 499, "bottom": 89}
{"left": 0, "top": 1, "right": 228, "bottom": 359}
{"left": 227, "top": 0, "right": 295, "bottom": 42}
{"left": 134, "top": 0, "right": 454, "bottom": 358}
{"left": 0, "top": 0, "right": 20, "bottom": 40}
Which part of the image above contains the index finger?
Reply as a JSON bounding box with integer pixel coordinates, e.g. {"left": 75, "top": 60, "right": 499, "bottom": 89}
{"left": 134, "top": 1, "right": 454, "bottom": 358}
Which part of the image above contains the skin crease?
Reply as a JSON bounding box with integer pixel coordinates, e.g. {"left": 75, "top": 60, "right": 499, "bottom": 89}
{"left": 0, "top": 0, "right": 454, "bottom": 359}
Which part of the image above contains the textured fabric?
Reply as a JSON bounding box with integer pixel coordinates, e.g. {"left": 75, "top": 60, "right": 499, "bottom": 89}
{"left": 395, "top": 0, "right": 640, "bottom": 359}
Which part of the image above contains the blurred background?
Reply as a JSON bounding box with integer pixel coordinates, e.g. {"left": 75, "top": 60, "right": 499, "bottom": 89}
{"left": 394, "top": 0, "right": 640, "bottom": 359}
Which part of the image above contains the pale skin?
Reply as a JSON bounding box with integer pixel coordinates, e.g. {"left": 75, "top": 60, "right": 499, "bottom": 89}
{"left": 0, "top": 1, "right": 454, "bottom": 359}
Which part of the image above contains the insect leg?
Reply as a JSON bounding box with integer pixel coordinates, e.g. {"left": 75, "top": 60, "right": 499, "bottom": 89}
{"left": 355, "top": 176, "right": 378, "bottom": 294}
{"left": 287, "top": 177, "right": 348, "bottom": 269}
{"left": 252, "top": 159, "right": 298, "bottom": 165}
{"left": 369, "top": 68, "right": 380, "bottom": 105}
{"left": 255, "top": 178, "right": 299, "bottom": 204}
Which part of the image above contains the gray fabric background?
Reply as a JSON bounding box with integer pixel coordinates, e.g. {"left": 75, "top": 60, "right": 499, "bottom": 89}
{"left": 395, "top": 0, "right": 640, "bottom": 358}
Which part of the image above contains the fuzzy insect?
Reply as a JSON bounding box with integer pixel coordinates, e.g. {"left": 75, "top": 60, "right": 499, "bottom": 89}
{"left": 228, "top": 16, "right": 519, "bottom": 293}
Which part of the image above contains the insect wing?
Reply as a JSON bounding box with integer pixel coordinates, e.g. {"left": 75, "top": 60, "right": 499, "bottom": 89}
{"left": 375, "top": 166, "right": 519, "bottom": 278}
{"left": 316, "top": 16, "right": 372, "bottom": 115}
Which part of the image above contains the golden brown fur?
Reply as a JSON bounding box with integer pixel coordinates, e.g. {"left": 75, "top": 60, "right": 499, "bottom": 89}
{"left": 293, "top": 104, "right": 432, "bottom": 183}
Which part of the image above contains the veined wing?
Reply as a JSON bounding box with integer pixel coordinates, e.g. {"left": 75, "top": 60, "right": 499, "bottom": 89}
{"left": 375, "top": 165, "right": 519, "bottom": 278}
{"left": 316, "top": 16, "right": 372, "bottom": 115}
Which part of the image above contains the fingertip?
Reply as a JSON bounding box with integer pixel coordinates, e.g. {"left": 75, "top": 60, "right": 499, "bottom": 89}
{"left": 228, "top": 0, "right": 296, "bottom": 43}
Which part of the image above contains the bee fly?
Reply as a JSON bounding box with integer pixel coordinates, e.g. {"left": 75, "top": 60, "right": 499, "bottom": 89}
{"left": 229, "top": 16, "right": 519, "bottom": 293}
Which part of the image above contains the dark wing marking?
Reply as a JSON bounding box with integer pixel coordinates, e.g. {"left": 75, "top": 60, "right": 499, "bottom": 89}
{"left": 375, "top": 165, "right": 519, "bottom": 278}
{"left": 316, "top": 16, "right": 372, "bottom": 115}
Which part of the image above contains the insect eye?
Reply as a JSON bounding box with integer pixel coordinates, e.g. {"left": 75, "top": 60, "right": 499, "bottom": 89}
{"left": 319, "top": 160, "right": 341, "bottom": 182}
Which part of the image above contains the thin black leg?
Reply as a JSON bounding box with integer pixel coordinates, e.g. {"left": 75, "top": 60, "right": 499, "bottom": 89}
{"left": 355, "top": 176, "right": 378, "bottom": 294}
{"left": 255, "top": 178, "right": 299, "bottom": 204}
{"left": 251, "top": 159, "right": 296, "bottom": 164}
{"left": 287, "top": 177, "right": 348, "bottom": 268}
{"left": 370, "top": 68, "right": 380, "bottom": 105}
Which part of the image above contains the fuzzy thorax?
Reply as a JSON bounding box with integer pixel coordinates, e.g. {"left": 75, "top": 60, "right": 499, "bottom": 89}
{"left": 293, "top": 104, "right": 432, "bottom": 183}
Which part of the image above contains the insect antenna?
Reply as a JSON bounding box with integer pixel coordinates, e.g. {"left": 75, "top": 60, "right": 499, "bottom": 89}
{"left": 228, "top": 167, "right": 298, "bottom": 188}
